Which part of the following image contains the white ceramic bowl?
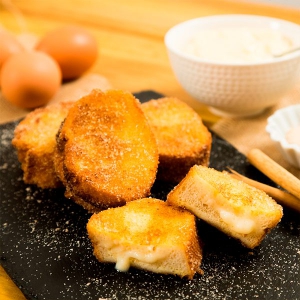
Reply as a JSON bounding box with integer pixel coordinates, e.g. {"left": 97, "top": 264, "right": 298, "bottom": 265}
{"left": 165, "top": 15, "right": 300, "bottom": 117}
{"left": 266, "top": 105, "right": 300, "bottom": 169}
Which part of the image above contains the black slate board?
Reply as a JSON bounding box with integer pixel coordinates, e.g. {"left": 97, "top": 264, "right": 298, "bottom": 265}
{"left": 1, "top": 91, "right": 299, "bottom": 300}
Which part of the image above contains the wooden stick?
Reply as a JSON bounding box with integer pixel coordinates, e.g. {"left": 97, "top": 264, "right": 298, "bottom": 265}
{"left": 228, "top": 168, "right": 300, "bottom": 213}
{"left": 247, "top": 148, "right": 300, "bottom": 200}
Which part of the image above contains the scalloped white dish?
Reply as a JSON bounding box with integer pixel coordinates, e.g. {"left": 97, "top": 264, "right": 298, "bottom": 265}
{"left": 266, "top": 104, "right": 300, "bottom": 169}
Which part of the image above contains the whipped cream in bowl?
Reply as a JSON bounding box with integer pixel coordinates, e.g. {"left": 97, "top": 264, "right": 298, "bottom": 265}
{"left": 183, "top": 27, "right": 295, "bottom": 64}
{"left": 165, "top": 15, "right": 300, "bottom": 117}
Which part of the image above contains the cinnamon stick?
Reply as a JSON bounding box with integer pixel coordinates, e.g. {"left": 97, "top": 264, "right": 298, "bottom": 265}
{"left": 228, "top": 168, "right": 300, "bottom": 213}
{"left": 247, "top": 148, "right": 300, "bottom": 200}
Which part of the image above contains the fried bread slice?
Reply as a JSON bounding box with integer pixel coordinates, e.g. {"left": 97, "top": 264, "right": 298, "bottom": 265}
{"left": 166, "top": 165, "right": 283, "bottom": 249}
{"left": 12, "top": 102, "right": 74, "bottom": 188}
{"left": 87, "top": 198, "right": 203, "bottom": 279}
{"left": 55, "top": 89, "right": 158, "bottom": 211}
{"left": 141, "top": 97, "right": 211, "bottom": 182}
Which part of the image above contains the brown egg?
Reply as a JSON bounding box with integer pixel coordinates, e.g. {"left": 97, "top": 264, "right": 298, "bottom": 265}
{"left": 1, "top": 51, "right": 62, "bottom": 109}
{"left": 0, "top": 31, "right": 24, "bottom": 68}
{"left": 36, "top": 25, "right": 98, "bottom": 80}
{"left": 0, "top": 31, "right": 24, "bottom": 86}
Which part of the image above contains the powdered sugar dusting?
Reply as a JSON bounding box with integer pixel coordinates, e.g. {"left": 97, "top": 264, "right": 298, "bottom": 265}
{"left": 1, "top": 95, "right": 300, "bottom": 300}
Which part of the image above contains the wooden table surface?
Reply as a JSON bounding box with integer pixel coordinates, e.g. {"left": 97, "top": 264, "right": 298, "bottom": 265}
{"left": 0, "top": 1, "right": 299, "bottom": 299}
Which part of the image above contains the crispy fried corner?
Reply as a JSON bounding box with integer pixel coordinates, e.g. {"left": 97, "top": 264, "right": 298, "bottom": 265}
{"left": 12, "top": 102, "right": 74, "bottom": 189}
{"left": 87, "top": 198, "right": 203, "bottom": 279}
{"left": 142, "top": 97, "right": 212, "bottom": 182}
{"left": 167, "top": 165, "right": 283, "bottom": 249}
{"left": 55, "top": 89, "right": 159, "bottom": 211}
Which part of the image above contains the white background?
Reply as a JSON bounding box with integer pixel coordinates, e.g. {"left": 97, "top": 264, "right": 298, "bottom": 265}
{"left": 251, "top": 0, "right": 300, "bottom": 8}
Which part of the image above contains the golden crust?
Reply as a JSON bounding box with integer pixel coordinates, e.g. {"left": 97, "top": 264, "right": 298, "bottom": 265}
{"left": 87, "top": 198, "right": 203, "bottom": 279}
{"left": 56, "top": 89, "right": 159, "bottom": 211}
{"left": 142, "top": 97, "right": 212, "bottom": 182}
{"left": 12, "top": 102, "right": 74, "bottom": 189}
{"left": 167, "top": 165, "right": 283, "bottom": 249}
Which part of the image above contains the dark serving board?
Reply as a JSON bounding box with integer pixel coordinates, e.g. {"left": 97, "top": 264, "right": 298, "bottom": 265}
{"left": 1, "top": 91, "right": 299, "bottom": 300}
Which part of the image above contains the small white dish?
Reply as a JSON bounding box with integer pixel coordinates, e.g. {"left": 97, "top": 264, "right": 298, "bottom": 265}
{"left": 266, "top": 105, "right": 300, "bottom": 169}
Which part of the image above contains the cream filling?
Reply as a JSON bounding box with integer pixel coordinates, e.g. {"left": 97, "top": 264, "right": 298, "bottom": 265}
{"left": 213, "top": 191, "right": 256, "bottom": 235}
{"left": 101, "top": 237, "right": 169, "bottom": 272}
{"left": 218, "top": 208, "right": 255, "bottom": 234}
{"left": 192, "top": 175, "right": 256, "bottom": 235}
{"left": 115, "top": 246, "right": 168, "bottom": 272}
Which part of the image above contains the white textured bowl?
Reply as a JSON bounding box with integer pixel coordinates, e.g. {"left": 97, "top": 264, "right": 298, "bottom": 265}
{"left": 165, "top": 15, "right": 300, "bottom": 117}
{"left": 266, "top": 105, "right": 300, "bottom": 169}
